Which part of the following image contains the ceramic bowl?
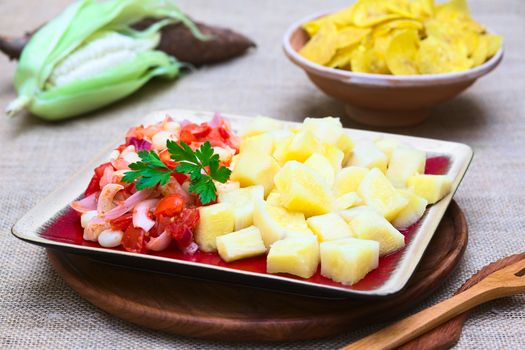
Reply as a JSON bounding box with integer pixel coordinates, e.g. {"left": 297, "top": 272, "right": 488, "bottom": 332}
{"left": 283, "top": 11, "right": 504, "bottom": 127}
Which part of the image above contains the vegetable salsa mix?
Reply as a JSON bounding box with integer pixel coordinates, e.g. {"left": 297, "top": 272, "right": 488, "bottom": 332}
{"left": 71, "top": 113, "right": 239, "bottom": 254}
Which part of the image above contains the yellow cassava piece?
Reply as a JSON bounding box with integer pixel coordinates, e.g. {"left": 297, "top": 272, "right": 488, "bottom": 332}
{"left": 299, "top": 22, "right": 338, "bottom": 65}
{"left": 416, "top": 36, "right": 472, "bottom": 74}
{"left": 386, "top": 29, "right": 420, "bottom": 75}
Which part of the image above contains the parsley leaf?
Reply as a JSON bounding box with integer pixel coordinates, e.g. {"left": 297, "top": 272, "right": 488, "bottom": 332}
{"left": 122, "top": 140, "right": 232, "bottom": 204}
{"left": 170, "top": 140, "right": 232, "bottom": 204}
{"left": 121, "top": 150, "right": 172, "bottom": 190}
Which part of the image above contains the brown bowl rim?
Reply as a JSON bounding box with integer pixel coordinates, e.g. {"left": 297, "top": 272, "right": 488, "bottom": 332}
{"left": 282, "top": 9, "right": 504, "bottom": 87}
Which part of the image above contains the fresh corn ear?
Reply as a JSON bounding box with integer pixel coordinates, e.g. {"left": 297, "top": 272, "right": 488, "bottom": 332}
{"left": 6, "top": 0, "right": 202, "bottom": 120}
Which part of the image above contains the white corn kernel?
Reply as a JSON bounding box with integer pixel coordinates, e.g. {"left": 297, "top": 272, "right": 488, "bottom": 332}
{"left": 122, "top": 151, "right": 140, "bottom": 164}
{"left": 152, "top": 131, "right": 175, "bottom": 150}
{"left": 109, "top": 150, "right": 120, "bottom": 161}
{"left": 80, "top": 210, "right": 98, "bottom": 228}
{"left": 98, "top": 229, "right": 124, "bottom": 248}
{"left": 213, "top": 146, "right": 235, "bottom": 164}
{"left": 164, "top": 121, "right": 180, "bottom": 132}
{"left": 52, "top": 51, "right": 136, "bottom": 86}
{"left": 49, "top": 31, "right": 159, "bottom": 87}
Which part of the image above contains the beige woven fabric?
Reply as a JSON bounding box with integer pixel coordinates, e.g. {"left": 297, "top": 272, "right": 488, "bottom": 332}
{"left": 0, "top": 0, "right": 523, "bottom": 348}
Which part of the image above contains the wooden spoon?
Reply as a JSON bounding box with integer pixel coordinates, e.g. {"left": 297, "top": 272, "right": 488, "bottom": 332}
{"left": 341, "top": 257, "right": 525, "bottom": 350}
{"left": 401, "top": 252, "right": 525, "bottom": 350}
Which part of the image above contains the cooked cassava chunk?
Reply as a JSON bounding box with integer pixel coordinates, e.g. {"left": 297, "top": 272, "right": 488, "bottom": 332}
{"left": 347, "top": 140, "right": 388, "bottom": 172}
{"left": 274, "top": 161, "right": 333, "bottom": 217}
{"left": 242, "top": 116, "right": 283, "bottom": 138}
{"left": 321, "top": 143, "right": 345, "bottom": 172}
{"left": 334, "top": 166, "right": 369, "bottom": 196}
{"left": 195, "top": 202, "right": 235, "bottom": 252}
{"left": 273, "top": 130, "right": 323, "bottom": 164}
{"left": 307, "top": 213, "right": 354, "bottom": 242}
{"left": 266, "top": 190, "right": 282, "bottom": 206}
{"left": 358, "top": 168, "right": 409, "bottom": 221}
{"left": 386, "top": 146, "right": 426, "bottom": 188}
{"left": 230, "top": 151, "right": 280, "bottom": 196}
{"left": 253, "top": 199, "right": 310, "bottom": 247}
{"left": 304, "top": 153, "right": 336, "bottom": 187}
{"left": 375, "top": 137, "right": 402, "bottom": 160}
{"left": 240, "top": 133, "right": 275, "bottom": 155}
{"left": 218, "top": 185, "right": 264, "bottom": 231}
{"left": 392, "top": 189, "right": 428, "bottom": 229}
{"left": 340, "top": 206, "right": 405, "bottom": 256}
{"left": 333, "top": 192, "right": 362, "bottom": 211}
{"left": 266, "top": 235, "right": 319, "bottom": 279}
{"left": 216, "top": 226, "right": 266, "bottom": 262}
{"left": 320, "top": 238, "right": 379, "bottom": 285}
{"left": 407, "top": 174, "right": 453, "bottom": 204}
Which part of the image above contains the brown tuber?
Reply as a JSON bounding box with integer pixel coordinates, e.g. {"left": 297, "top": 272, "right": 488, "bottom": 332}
{"left": 0, "top": 19, "right": 255, "bottom": 65}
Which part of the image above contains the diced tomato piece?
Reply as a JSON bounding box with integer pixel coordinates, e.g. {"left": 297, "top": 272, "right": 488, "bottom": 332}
{"left": 180, "top": 122, "right": 212, "bottom": 141}
{"left": 191, "top": 123, "right": 212, "bottom": 138}
{"left": 159, "top": 149, "right": 178, "bottom": 169}
{"left": 155, "top": 194, "right": 186, "bottom": 217}
{"left": 122, "top": 226, "right": 145, "bottom": 253}
{"left": 109, "top": 213, "right": 133, "bottom": 231}
{"left": 84, "top": 175, "right": 101, "bottom": 196}
{"left": 84, "top": 162, "right": 114, "bottom": 195}
{"left": 165, "top": 208, "right": 200, "bottom": 249}
{"left": 149, "top": 215, "right": 168, "bottom": 238}
{"left": 218, "top": 126, "right": 230, "bottom": 140}
{"left": 172, "top": 172, "right": 188, "bottom": 185}
{"left": 195, "top": 195, "right": 217, "bottom": 207}
{"left": 180, "top": 129, "right": 196, "bottom": 144}
{"left": 116, "top": 143, "right": 128, "bottom": 152}
{"left": 182, "top": 207, "right": 200, "bottom": 228}
{"left": 159, "top": 149, "right": 192, "bottom": 184}
{"left": 95, "top": 162, "right": 113, "bottom": 178}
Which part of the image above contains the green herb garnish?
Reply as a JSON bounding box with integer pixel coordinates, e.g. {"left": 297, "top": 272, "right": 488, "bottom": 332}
{"left": 122, "top": 141, "right": 231, "bottom": 204}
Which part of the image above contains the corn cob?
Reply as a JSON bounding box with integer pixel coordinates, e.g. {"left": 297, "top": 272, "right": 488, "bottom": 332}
{"left": 6, "top": 0, "right": 203, "bottom": 120}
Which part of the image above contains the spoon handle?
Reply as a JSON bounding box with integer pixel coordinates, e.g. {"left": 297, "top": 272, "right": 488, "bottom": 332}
{"left": 340, "top": 283, "right": 498, "bottom": 350}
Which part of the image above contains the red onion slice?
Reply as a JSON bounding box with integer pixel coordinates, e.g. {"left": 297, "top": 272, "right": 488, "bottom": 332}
{"left": 145, "top": 231, "right": 172, "bottom": 252}
{"left": 70, "top": 193, "right": 98, "bottom": 214}
{"left": 103, "top": 188, "right": 154, "bottom": 220}
{"left": 132, "top": 199, "right": 159, "bottom": 232}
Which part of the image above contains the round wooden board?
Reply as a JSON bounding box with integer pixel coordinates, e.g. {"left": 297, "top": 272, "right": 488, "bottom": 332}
{"left": 47, "top": 201, "right": 468, "bottom": 343}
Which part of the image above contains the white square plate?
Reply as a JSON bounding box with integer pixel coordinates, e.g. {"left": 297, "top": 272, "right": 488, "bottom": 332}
{"left": 12, "top": 109, "right": 473, "bottom": 298}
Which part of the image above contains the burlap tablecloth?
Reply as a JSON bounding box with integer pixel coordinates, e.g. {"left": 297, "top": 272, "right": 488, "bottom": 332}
{"left": 1, "top": 0, "right": 523, "bottom": 348}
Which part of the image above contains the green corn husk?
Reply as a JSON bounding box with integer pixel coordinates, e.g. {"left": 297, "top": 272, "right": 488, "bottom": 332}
{"left": 6, "top": 0, "right": 202, "bottom": 120}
